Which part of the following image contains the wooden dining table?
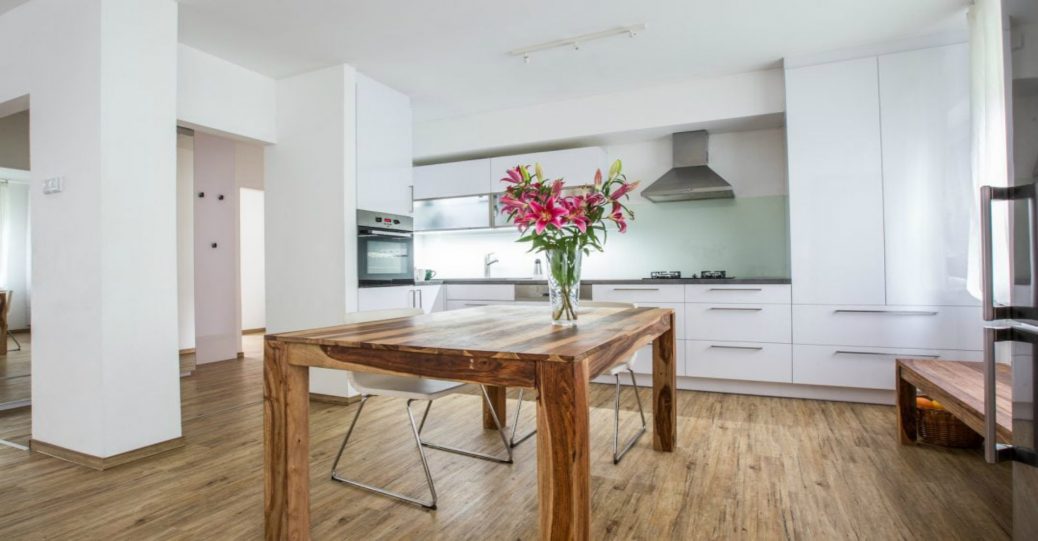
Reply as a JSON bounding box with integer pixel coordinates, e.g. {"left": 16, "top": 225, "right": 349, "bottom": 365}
{"left": 263, "top": 304, "right": 677, "bottom": 540}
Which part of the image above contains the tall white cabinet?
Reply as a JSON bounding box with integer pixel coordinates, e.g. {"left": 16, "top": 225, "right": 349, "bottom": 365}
{"left": 786, "top": 57, "right": 886, "bottom": 306}
{"left": 356, "top": 73, "right": 413, "bottom": 216}
{"left": 786, "top": 43, "right": 982, "bottom": 398}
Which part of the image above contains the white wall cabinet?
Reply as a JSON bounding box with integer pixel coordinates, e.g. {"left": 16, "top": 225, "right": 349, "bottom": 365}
{"left": 878, "top": 43, "right": 976, "bottom": 307}
{"left": 786, "top": 57, "right": 886, "bottom": 306}
{"left": 488, "top": 146, "right": 606, "bottom": 193}
{"left": 413, "top": 159, "right": 491, "bottom": 200}
{"left": 356, "top": 73, "right": 413, "bottom": 215}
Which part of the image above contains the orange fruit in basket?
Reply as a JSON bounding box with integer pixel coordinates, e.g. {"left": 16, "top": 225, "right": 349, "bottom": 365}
{"left": 916, "top": 396, "right": 934, "bottom": 409}
{"left": 930, "top": 399, "right": 944, "bottom": 410}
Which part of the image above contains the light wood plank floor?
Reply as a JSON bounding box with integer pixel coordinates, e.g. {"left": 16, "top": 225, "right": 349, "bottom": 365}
{"left": 0, "top": 334, "right": 1012, "bottom": 539}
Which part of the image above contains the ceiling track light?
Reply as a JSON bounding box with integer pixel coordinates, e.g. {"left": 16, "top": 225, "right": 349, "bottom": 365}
{"left": 509, "top": 23, "right": 646, "bottom": 63}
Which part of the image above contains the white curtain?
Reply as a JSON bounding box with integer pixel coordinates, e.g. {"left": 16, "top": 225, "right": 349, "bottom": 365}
{"left": 966, "top": 0, "right": 1012, "bottom": 302}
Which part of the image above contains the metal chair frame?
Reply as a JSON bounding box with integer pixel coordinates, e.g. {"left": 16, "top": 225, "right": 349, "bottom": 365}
{"left": 330, "top": 384, "right": 512, "bottom": 510}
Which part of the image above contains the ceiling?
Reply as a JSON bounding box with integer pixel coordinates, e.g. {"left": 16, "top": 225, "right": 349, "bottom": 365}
{"left": 3, "top": 1, "right": 970, "bottom": 121}
{"left": 177, "top": 0, "right": 967, "bottom": 122}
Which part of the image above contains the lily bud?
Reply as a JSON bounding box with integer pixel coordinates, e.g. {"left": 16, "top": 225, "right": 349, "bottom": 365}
{"left": 534, "top": 162, "right": 544, "bottom": 182}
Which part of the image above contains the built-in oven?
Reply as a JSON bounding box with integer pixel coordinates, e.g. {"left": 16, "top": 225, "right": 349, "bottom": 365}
{"left": 357, "top": 209, "right": 414, "bottom": 286}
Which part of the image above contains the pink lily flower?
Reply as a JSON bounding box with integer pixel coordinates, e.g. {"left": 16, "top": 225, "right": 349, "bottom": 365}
{"left": 501, "top": 167, "right": 523, "bottom": 184}
{"left": 529, "top": 196, "right": 568, "bottom": 234}
{"left": 609, "top": 181, "right": 639, "bottom": 200}
{"left": 564, "top": 196, "right": 589, "bottom": 233}
{"left": 551, "top": 179, "right": 564, "bottom": 197}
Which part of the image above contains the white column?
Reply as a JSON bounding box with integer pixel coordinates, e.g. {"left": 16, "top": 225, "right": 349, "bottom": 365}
{"left": 265, "top": 64, "right": 359, "bottom": 397}
{"left": 29, "top": 0, "right": 181, "bottom": 457}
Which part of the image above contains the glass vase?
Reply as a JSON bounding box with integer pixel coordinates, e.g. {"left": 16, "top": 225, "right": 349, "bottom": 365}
{"left": 545, "top": 245, "right": 582, "bottom": 325}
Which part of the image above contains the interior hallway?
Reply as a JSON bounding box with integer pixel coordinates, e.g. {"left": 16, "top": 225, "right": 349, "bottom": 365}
{"left": 0, "top": 334, "right": 1013, "bottom": 540}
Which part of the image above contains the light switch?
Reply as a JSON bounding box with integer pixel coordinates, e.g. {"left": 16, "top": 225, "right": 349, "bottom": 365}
{"left": 42, "top": 177, "right": 64, "bottom": 194}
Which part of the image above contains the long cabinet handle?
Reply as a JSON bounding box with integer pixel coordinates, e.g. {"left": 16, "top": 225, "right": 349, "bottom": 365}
{"left": 708, "top": 288, "right": 763, "bottom": 292}
{"left": 834, "top": 350, "right": 940, "bottom": 359}
{"left": 612, "top": 287, "right": 660, "bottom": 291}
{"left": 832, "top": 309, "right": 938, "bottom": 316}
{"left": 709, "top": 345, "right": 764, "bottom": 351}
{"left": 464, "top": 303, "right": 488, "bottom": 306}
{"left": 709, "top": 307, "right": 763, "bottom": 311}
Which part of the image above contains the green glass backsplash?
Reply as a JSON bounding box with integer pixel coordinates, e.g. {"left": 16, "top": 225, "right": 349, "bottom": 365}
{"left": 414, "top": 195, "right": 790, "bottom": 279}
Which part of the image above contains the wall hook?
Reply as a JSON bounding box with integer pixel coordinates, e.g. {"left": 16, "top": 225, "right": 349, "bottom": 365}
{"left": 211, "top": 242, "right": 218, "bottom": 248}
{"left": 218, "top": 194, "right": 225, "bottom": 200}
{"left": 198, "top": 192, "right": 205, "bottom": 198}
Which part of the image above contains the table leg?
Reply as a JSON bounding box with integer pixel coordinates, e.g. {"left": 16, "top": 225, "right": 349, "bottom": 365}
{"left": 536, "top": 359, "right": 591, "bottom": 541}
{"left": 264, "top": 340, "right": 311, "bottom": 541}
{"left": 896, "top": 364, "right": 917, "bottom": 445}
{"left": 483, "top": 385, "right": 508, "bottom": 429}
{"left": 652, "top": 311, "right": 677, "bottom": 452}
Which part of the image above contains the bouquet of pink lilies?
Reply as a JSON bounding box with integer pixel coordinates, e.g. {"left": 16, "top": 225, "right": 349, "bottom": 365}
{"left": 498, "top": 159, "right": 638, "bottom": 323}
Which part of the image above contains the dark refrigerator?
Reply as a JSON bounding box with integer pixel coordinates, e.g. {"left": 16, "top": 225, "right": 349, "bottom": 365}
{"left": 981, "top": 1, "right": 1038, "bottom": 538}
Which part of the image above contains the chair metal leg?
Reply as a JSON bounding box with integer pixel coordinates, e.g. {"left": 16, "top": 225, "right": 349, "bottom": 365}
{"left": 7, "top": 333, "right": 21, "bottom": 352}
{"left": 418, "top": 385, "right": 513, "bottom": 464}
{"left": 509, "top": 388, "right": 537, "bottom": 448}
{"left": 612, "top": 368, "right": 647, "bottom": 464}
{"left": 330, "top": 396, "right": 439, "bottom": 509}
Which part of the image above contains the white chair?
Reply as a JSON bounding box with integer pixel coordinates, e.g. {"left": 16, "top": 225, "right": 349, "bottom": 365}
{"left": 329, "top": 308, "right": 513, "bottom": 510}
{"left": 509, "top": 301, "right": 647, "bottom": 464}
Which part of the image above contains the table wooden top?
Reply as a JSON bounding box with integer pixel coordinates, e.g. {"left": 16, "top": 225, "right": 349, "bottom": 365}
{"left": 897, "top": 358, "right": 1013, "bottom": 442}
{"left": 267, "top": 305, "right": 673, "bottom": 363}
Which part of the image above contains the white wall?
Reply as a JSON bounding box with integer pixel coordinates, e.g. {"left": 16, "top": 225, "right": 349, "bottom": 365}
{"left": 240, "top": 187, "right": 265, "bottom": 331}
{"left": 414, "top": 69, "right": 785, "bottom": 161}
{"left": 13, "top": 0, "right": 181, "bottom": 457}
{"left": 266, "top": 64, "right": 358, "bottom": 397}
{"left": 176, "top": 134, "right": 195, "bottom": 350}
{"left": 192, "top": 131, "right": 241, "bottom": 364}
{"left": 177, "top": 45, "right": 277, "bottom": 144}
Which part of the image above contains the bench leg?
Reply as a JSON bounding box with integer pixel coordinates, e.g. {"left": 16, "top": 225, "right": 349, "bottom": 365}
{"left": 896, "top": 365, "right": 917, "bottom": 445}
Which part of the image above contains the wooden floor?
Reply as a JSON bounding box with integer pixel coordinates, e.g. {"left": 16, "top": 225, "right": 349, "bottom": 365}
{"left": 0, "top": 334, "right": 1012, "bottom": 539}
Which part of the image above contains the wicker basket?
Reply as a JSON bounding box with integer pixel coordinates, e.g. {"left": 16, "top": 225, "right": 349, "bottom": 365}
{"left": 917, "top": 401, "right": 983, "bottom": 448}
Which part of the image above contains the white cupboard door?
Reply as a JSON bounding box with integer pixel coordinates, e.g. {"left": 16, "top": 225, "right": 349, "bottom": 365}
{"left": 786, "top": 58, "right": 886, "bottom": 305}
{"left": 879, "top": 43, "right": 976, "bottom": 307}
{"left": 413, "top": 159, "right": 491, "bottom": 200}
{"left": 489, "top": 147, "right": 606, "bottom": 193}
{"left": 356, "top": 74, "right": 413, "bottom": 216}
{"left": 415, "top": 285, "right": 445, "bottom": 313}
{"left": 358, "top": 286, "right": 413, "bottom": 311}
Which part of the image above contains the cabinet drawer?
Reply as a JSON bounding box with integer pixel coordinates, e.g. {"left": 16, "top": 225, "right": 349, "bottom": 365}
{"left": 444, "top": 284, "right": 515, "bottom": 301}
{"left": 685, "top": 304, "right": 791, "bottom": 344}
{"left": 792, "top": 345, "right": 982, "bottom": 390}
{"left": 686, "top": 340, "right": 792, "bottom": 383}
{"left": 592, "top": 284, "right": 684, "bottom": 303}
{"left": 445, "top": 300, "right": 513, "bottom": 311}
{"left": 685, "top": 284, "right": 790, "bottom": 304}
{"left": 792, "top": 305, "right": 983, "bottom": 350}
{"left": 627, "top": 340, "right": 687, "bottom": 376}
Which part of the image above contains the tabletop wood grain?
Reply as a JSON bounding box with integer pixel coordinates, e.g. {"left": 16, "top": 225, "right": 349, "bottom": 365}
{"left": 267, "top": 304, "right": 674, "bottom": 363}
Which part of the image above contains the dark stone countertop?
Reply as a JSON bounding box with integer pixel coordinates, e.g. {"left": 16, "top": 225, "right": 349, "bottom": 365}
{"left": 427, "top": 277, "right": 791, "bottom": 285}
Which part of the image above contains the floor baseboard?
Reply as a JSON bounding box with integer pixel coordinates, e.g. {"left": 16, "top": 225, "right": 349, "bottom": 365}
{"left": 30, "top": 436, "right": 185, "bottom": 471}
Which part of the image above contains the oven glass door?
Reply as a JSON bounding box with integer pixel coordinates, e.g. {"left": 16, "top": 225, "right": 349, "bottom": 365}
{"left": 358, "top": 230, "right": 414, "bottom": 283}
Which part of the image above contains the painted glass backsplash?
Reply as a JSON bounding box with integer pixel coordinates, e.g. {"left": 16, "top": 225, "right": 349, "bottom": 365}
{"left": 414, "top": 195, "right": 790, "bottom": 280}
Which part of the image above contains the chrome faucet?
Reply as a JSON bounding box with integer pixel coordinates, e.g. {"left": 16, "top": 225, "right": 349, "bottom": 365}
{"left": 484, "top": 252, "right": 500, "bottom": 278}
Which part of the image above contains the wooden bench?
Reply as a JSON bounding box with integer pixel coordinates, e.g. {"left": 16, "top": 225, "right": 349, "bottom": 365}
{"left": 896, "top": 358, "right": 1012, "bottom": 445}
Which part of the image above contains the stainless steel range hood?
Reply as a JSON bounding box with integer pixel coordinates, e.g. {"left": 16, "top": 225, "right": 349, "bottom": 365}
{"left": 641, "top": 131, "right": 734, "bottom": 202}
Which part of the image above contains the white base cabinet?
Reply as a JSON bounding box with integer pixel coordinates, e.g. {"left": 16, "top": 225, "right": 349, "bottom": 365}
{"left": 358, "top": 284, "right": 443, "bottom": 313}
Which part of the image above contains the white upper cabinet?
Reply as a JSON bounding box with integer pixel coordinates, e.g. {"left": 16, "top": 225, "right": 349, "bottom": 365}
{"left": 488, "top": 147, "right": 606, "bottom": 193}
{"left": 786, "top": 57, "right": 886, "bottom": 305}
{"left": 356, "top": 73, "right": 414, "bottom": 216}
{"left": 413, "top": 159, "right": 491, "bottom": 200}
{"left": 879, "top": 43, "right": 976, "bottom": 307}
